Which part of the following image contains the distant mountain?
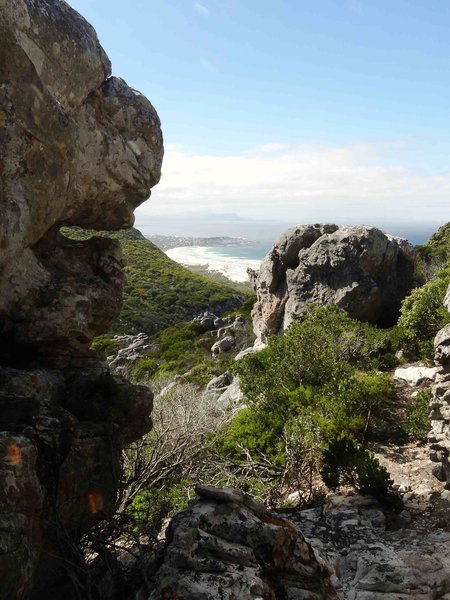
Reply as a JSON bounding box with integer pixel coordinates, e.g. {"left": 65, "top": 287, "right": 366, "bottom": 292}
{"left": 61, "top": 227, "right": 249, "bottom": 335}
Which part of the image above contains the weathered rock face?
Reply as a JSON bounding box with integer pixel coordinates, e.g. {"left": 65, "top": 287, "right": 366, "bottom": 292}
{"left": 249, "top": 224, "right": 416, "bottom": 340}
{"left": 429, "top": 285, "right": 450, "bottom": 488}
{"left": 0, "top": 1, "right": 163, "bottom": 597}
{"left": 148, "top": 485, "right": 340, "bottom": 600}
{"left": 0, "top": 0, "right": 163, "bottom": 366}
{"left": 294, "top": 494, "right": 450, "bottom": 599}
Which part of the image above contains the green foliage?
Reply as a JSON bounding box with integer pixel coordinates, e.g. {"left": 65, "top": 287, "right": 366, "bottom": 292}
{"left": 133, "top": 358, "right": 158, "bottom": 379}
{"left": 321, "top": 435, "right": 396, "bottom": 502}
{"left": 416, "top": 221, "right": 450, "bottom": 279}
{"left": 215, "top": 306, "right": 399, "bottom": 498}
{"left": 131, "top": 320, "right": 211, "bottom": 380}
{"left": 126, "top": 481, "right": 192, "bottom": 533}
{"left": 61, "top": 226, "right": 249, "bottom": 335}
{"left": 233, "top": 305, "right": 392, "bottom": 407}
{"left": 396, "top": 267, "right": 450, "bottom": 359}
{"left": 403, "top": 388, "right": 432, "bottom": 441}
{"left": 90, "top": 335, "right": 121, "bottom": 356}
{"left": 225, "top": 295, "right": 256, "bottom": 321}
{"left": 127, "top": 303, "right": 256, "bottom": 383}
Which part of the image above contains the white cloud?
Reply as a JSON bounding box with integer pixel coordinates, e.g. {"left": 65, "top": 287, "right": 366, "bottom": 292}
{"left": 142, "top": 141, "right": 450, "bottom": 224}
{"left": 194, "top": 2, "right": 209, "bottom": 16}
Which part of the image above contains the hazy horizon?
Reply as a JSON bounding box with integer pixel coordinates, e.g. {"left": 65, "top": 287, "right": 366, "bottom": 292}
{"left": 69, "top": 0, "right": 450, "bottom": 228}
{"left": 135, "top": 210, "right": 444, "bottom": 247}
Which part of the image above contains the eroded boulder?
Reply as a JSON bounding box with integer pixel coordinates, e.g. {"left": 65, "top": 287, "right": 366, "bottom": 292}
{"left": 249, "top": 224, "right": 416, "bottom": 340}
{"left": 148, "top": 484, "right": 340, "bottom": 600}
{"left": 0, "top": 0, "right": 163, "bottom": 366}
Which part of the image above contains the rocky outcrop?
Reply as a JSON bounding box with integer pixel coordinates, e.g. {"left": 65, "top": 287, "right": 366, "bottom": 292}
{"left": 0, "top": 1, "right": 163, "bottom": 597}
{"left": 293, "top": 494, "right": 450, "bottom": 599}
{"left": 148, "top": 484, "right": 340, "bottom": 599}
{"left": 249, "top": 224, "right": 416, "bottom": 340}
{"left": 393, "top": 364, "right": 439, "bottom": 387}
{"left": 0, "top": 0, "right": 163, "bottom": 367}
{"left": 429, "top": 285, "right": 450, "bottom": 488}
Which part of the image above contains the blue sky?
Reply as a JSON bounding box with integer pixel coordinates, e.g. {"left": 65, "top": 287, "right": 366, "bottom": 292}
{"left": 68, "top": 0, "right": 450, "bottom": 227}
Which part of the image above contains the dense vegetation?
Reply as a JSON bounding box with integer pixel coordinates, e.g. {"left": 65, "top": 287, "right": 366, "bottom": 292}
{"left": 61, "top": 227, "right": 250, "bottom": 334}
{"left": 98, "top": 222, "right": 450, "bottom": 536}
{"left": 218, "top": 306, "right": 400, "bottom": 502}
{"left": 416, "top": 221, "right": 450, "bottom": 279}
{"left": 118, "top": 296, "right": 255, "bottom": 384}
{"left": 395, "top": 265, "right": 450, "bottom": 358}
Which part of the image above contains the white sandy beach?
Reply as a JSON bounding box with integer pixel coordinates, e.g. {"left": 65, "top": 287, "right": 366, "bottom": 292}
{"left": 165, "top": 246, "right": 261, "bottom": 283}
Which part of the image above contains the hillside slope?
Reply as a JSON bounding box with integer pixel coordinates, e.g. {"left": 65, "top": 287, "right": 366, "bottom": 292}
{"left": 61, "top": 227, "right": 249, "bottom": 334}
{"left": 416, "top": 221, "right": 450, "bottom": 279}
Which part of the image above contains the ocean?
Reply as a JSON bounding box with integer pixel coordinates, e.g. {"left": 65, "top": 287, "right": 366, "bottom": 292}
{"left": 163, "top": 224, "right": 438, "bottom": 283}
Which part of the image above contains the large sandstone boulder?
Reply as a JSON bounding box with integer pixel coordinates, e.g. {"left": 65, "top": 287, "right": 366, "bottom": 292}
{"left": 0, "top": 0, "right": 163, "bottom": 366}
{"left": 249, "top": 224, "right": 416, "bottom": 340}
{"left": 0, "top": 1, "right": 163, "bottom": 597}
{"left": 148, "top": 485, "right": 340, "bottom": 599}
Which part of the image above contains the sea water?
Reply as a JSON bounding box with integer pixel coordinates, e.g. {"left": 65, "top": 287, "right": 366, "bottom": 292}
{"left": 162, "top": 222, "right": 441, "bottom": 283}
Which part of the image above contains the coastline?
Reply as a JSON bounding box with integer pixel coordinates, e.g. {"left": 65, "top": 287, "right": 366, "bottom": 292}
{"left": 165, "top": 246, "right": 262, "bottom": 283}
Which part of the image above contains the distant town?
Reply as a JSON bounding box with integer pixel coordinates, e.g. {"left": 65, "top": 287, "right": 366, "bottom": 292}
{"left": 148, "top": 235, "right": 256, "bottom": 251}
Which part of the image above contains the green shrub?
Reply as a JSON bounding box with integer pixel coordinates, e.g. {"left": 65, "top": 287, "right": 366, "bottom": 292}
{"left": 233, "top": 305, "right": 391, "bottom": 407}
{"left": 126, "top": 481, "right": 193, "bottom": 533}
{"left": 396, "top": 267, "right": 450, "bottom": 359}
{"left": 403, "top": 388, "right": 432, "bottom": 441}
{"left": 321, "top": 435, "right": 396, "bottom": 502}
{"left": 134, "top": 357, "right": 158, "bottom": 379}
{"left": 90, "top": 335, "right": 121, "bottom": 356}
{"left": 214, "top": 306, "right": 401, "bottom": 503}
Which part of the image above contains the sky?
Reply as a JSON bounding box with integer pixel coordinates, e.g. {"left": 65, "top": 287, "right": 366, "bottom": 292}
{"left": 68, "top": 0, "right": 450, "bottom": 231}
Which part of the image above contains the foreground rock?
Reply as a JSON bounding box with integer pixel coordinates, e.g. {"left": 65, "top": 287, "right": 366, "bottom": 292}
{"left": 0, "top": 2, "right": 162, "bottom": 597}
{"left": 293, "top": 494, "right": 450, "bottom": 600}
{"left": 148, "top": 485, "right": 340, "bottom": 599}
{"left": 249, "top": 224, "right": 416, "bottom": 340}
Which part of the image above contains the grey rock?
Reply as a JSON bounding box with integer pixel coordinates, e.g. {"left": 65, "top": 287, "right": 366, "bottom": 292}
{"left": 445, "top": 284, "right": 450, "bottom": 312}
{"left": 394, "top": 364, "right": 438, "bottom": 386}
{"left": 292, "top": 494, "right": 450, "bottom": 600}
{"left": 233, "top": 315, "right": 246, "bottom": 329}
{"left": 148, "top": 486, "right": 340, "bottom": 600}
{"left": 206, "top": 372, "right": 233, "bottom": 391}
{"left": 216, "top": 378, "right": 244, "bottom": 408}
{"left": 108, "top": 333, "right": 152, "bottom": 375}
{"left": 0, "top": 1, "right": 160, "bottom": 596}
{"left": 250, "top": 224, "right": 416, "bottom": 340}
{"left": 430, "top": 286, "right": 450, "bottom": 487}
{"left": 0, "top": 0, "right": 163, "bottom": 367}
{"left": 212, "top": 336, "right": 235, "bottom": 354}
{"left": 234, "top": 346, "right": 260, "bottom": 360}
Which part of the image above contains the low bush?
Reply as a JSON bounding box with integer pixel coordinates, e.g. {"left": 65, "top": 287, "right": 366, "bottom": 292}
{"left": 396, "top": 268, "right": 450, "bottom": 359}
{"left": 321, "top": 435, "right": 396, "bottom": 503}
{"left": 212, "top": 306, "right": 400, "bottom": 503}
{"left": 402, "top": 388, "right": 432, "bottom": 441}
